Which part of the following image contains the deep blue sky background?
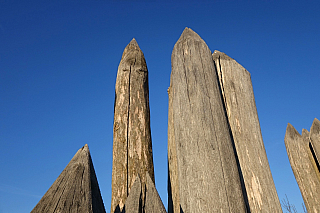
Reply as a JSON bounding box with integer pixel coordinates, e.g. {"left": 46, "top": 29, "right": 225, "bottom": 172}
{"left": 1, "top": 1, "right": 320, "bottom": 212}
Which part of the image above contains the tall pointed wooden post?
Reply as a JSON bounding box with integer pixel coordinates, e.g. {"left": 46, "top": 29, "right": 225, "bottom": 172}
{"left": 31, "top": 144, "right": 106, "bottom": 213}
{"left": 111, "top": 39, "right": 165, "bottom": 213}
{"left": 168, "top": 28, "right": 247, "bottom": 213}
{"left": 212, "top": 50, "right": 282, "bottom": 212}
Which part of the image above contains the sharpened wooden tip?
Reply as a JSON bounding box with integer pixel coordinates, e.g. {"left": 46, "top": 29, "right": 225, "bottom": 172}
{"left": 129, "top": 38, "right": 138, "bottom": 47}
{"left": 285, "top": 123, "right": 300, "bottom": 141}
{"left": 177, "top": 27, "right": 203, "bottom": 43}
{"left": 83, "top": 144, "right": 89, "bottom": 151}
{"left": 121, "top": 38, "right": 142, "bottom": 60}
{"left": 31, "top": 144, "right": 106, "bottom": 213}
{"left": 311, "top": 118, "right": 320, "bottom": 133}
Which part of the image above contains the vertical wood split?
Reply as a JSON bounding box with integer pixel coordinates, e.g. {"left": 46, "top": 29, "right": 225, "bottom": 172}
{"left": 111, "top": 38, "right": 165, "bottom": 213}
{"left": 213, "top": 50, "right": 282, "bottom": 213}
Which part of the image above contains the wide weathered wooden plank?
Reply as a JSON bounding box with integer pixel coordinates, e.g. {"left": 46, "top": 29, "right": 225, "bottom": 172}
{"left": 31, "top": 144, "right": 106, "bottom": 213}
{"left": 168, "top": 27, "right": 247, "bottom": 213}
{"left": 284, "top": 124, "right": 320, "bottom": 212}
{"left": 212, "top": 50, "right": 282, "bottom": 212}
{"left": 111, "top": 38, "right": 155, "bottom": 213}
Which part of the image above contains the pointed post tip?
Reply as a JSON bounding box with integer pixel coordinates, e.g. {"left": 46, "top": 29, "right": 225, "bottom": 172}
{"left": 286, "top": 123, "right": 295, "bottom": 134}
{"left": 180, "top": 27, "right": 197, "bottom": 37}
{"left": 182, "top": 27, "right": 194, "bottom": 33}
{"left": 286, "top": 123, "right": 294, "bottom": 130}
{"left": 313, "top": 117, "right": 320, "bottom": 124}
{"left": 129, "top": 38, "right": 138, "bottom": 46}
{"left": 174, "top": 27, "right": 204, "bottom": 47}
{"left": 302, "top": 128, "right": 310, "bottom": 135}
{"left": 311, "top": 117, "right": 320, "bottom": 132}
{"left": 121, "top": 38, "right": 142, "bottom": 60}
{"left": 285, "top": 123, "right": 302, "bottom": 140}
{"left": 183, "top": 26, "right": 190, "bottom": 31}
{"left": 81, "top": 144, "right": 89, "bottom": 152}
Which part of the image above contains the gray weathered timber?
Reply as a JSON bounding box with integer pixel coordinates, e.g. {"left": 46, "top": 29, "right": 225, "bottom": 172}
{"left": 212, "top": 50, "right": 282, "bottom": 213}
{"left": 168, "top": 27, "right": 247, "bottom": 213}
{"left": 145, "top": 172, "right": 167, "bottom": 213}
{"left": 111, "top": 38, "right": 155, "bottom": 213}
{"left": 167, "top": 86, "right": 180, "bottom": 213}
{"left": 123, "top": 176, "right": 142, "bottom": 213}
{"left": 310, "top": 118, "right": 320, "bottom": 166}
{"left": 284, "top": 124, "right": 320, "bottom": 212}
{"left": 31, "top": 144, "right": 106, "bottom": 213}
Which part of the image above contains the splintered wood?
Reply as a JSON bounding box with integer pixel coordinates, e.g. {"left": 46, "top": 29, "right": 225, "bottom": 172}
{"left": 285, "top": 120, "right": 320, "bottom": 212}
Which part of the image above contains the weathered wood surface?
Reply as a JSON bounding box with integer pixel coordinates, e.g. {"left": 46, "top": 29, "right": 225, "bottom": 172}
{"left": 167, "top": 85, "right": 180, "bottom": 213}
{"left": 311, "top": 118, "right": 320, "bottom": 166}
{"left": 111, "top": 38, "right": 155, "bottom": 213}
{"left": 212, "top": 50, "right": 282, "bottom": 212}
{"left": 31, "top": 144, "right": 106, "bottom": 213}
{"left": 284, "top": 124, "right": 320, "bottom": 212}
{"left": 117, "top": 172, "right": 166, "bottom": 213}
{"left": 145, "top": 172, "right": 167, "bottom": 213}
{"left": 122, "top": 176, "right": 141, "bottom": 213}
{"left": 168, "top": 27, "right": 247, "bottom": 213}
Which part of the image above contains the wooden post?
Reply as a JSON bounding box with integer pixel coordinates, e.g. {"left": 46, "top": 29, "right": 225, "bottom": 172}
{"left": 111, "top": 39, "right": 165, "bottom": 213}
{"left": 284, "top": 123, "right": 320, "bottom": 212}
{"left": 213, "top": 50, "right": 282, "bottom": 212}
{"left": 31, "top": 144, "right": 106, "bottom": 213}
{"left": 168, "top": 28, "right": 247, "bottom": 213}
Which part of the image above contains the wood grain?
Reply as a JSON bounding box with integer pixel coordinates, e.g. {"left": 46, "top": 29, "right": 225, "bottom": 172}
{"left": 213, "top": 50, "right": 282, "bottom": 212}
{"left": 145, "top": 172, "right": 167, "bottom": 213}
{"left": 285, "top": 124, "right": 320, "bottom": 212}
{"left": 168, "top": 27, "right": 247, "bottom": 213}
{"left": 31, "top": 144, "right": 106, "bottom": 213}
{"left": 111, "top": 39, "right": 156, "bottom": 213}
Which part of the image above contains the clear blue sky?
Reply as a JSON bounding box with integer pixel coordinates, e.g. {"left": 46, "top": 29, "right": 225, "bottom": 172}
{"left": 1, "top": 1, "right": 319, "bottom": 212}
